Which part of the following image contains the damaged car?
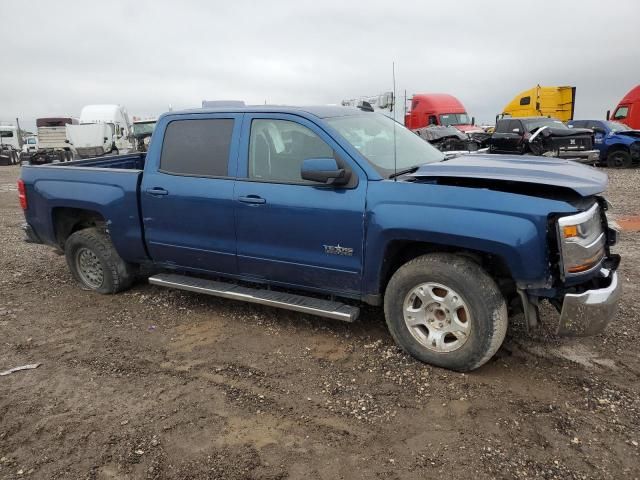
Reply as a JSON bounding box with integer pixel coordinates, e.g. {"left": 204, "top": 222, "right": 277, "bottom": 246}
{"left": 489, "top": 117, "right": 599, "bottom": 163}
{"left": 414, "top": 125, "right": 491, "bottom": 152}
{"left": 568, "top": 119, "right": 640, "bottom": 168}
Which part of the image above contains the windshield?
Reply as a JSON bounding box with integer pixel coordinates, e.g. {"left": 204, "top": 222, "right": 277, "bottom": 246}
{"left": 27, "top": 138, "right": 36, "bottom": 144}
{"left": 439, "top": 113, "right": 470, "bottom": 126}
{"left": 0, "top": 130, "right": 14, "bottom": 138}
{"left": 327, "top": 113, "right": 445, "bottom": 177}
{"left": 524, "top": 118, "right": 567, "bottom": 132}
{"left": 605, "top": 121, "right": 631, "bottom": 132}
{"left": 133, "top": 122, "right": 156, "bottom": 136}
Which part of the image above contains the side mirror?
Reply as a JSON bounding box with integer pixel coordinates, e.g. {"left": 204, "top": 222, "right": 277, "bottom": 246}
{"left": 64, "top": 139, "right": 69, "bottom": 143}
{"left": 606, "top": 110, "right": 610, "bottom": 120}
{"left": 104, "top": 137, "right": 108, "bottom": 142}
{"left": 471, "top": 116, "right": 475, "bottom": 126}
{"left": 301, "top": 158, "right": 351, "bottom": 186}
{"left": 512, "top": 128, "right": 521, "bottom": 133}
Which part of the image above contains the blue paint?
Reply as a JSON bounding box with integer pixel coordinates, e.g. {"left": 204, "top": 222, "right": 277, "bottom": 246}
{"left": 20, "top": 106, "right": 611, "bottom": 303}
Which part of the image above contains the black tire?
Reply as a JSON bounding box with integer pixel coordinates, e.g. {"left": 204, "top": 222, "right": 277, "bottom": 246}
{"left": 384, "top": 253, "right": 508, "bottom": 372}
{"left": 606, "top": 149, "right": 632, "bottom": 168}
{"left": 64, "top": 227, "right": 135, "bottom": 294}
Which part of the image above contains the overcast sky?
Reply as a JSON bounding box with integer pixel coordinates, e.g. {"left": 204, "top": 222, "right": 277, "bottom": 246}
{"left": 1, "top": 0, "right": 639, "bottom": 131}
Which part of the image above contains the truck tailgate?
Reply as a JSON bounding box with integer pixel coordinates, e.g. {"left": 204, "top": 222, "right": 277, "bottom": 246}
{"left": 20, "top": 161, "right": 148, "bottom": 263}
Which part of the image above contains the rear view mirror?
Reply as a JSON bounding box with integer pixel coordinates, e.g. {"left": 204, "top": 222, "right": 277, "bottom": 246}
{"left": 301, "top": 158, "right": 351, "bottom": 186}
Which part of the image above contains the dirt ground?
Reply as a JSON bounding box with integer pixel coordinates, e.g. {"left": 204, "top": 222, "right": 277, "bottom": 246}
{"left": 1, "top": 164, "right": 639, "bottom": 480}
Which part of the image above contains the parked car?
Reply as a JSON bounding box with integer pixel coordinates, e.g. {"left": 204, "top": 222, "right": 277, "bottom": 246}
{"left": 19, "top": 106, "right": 621, "bottom": 372}
{"left": 568, "top": 119, "right": 640, "bottom": 168}
{"left": 489, "top": 117, "right": 599, "bottom": 163}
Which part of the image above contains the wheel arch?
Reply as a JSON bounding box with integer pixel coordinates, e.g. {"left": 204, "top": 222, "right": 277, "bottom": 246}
{"left": 52, "top": 207, "right": 106, "bottom": 248}
{"left": 378, "top": 240, "right": 518, "bottom": 306}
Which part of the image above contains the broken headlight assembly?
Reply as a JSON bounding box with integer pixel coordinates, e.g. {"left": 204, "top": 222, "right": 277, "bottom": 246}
{"left": 556, "top": 203, "right": 606, "bottom": 278}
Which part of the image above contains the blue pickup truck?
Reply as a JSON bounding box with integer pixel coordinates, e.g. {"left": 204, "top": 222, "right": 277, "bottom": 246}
{"left": 18, "top": 106, "right": 621, "bottom": 371}
{"left": 568, "top": 119, "right": 640, "bottom": 168}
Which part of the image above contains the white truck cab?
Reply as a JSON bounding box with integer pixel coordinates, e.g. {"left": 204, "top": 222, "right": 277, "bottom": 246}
{"left": 66, "top": 105, "right": 132, "bottom": 158}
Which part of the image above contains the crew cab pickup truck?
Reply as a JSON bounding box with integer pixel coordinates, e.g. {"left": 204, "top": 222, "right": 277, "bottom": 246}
{"left": 19, "top": 106, "right": 621, "bottom": 371}
{"left": 568, "top": 119, "right": 640, "bottom": 168}
{"left": 489, "top": 117, "right": 599, "bottom": 163}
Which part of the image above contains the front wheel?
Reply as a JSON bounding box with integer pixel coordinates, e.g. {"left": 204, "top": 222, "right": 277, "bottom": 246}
{"left": 607, "top": 149, "right": 632, "bottom": 168}
{"left": 384, "top": 253, "right": 508, "bottom": 372}
{"left": 65, "top": 227, "right": 135, "bottom": 294}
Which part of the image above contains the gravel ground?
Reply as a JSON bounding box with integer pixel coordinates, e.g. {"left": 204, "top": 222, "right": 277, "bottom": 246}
{"left": 1, "top": 164, "right": 639, "bottom": 480}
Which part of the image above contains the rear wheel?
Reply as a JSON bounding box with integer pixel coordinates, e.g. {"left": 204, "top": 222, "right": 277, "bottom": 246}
{"left": 65, "top": 227, "right": 135, "bottom": 294}
{"left": 384, "top": 253, "right": 508, "bottom": 372}
{"left": 607, "top": 149, "right": 632, "bottom": 168}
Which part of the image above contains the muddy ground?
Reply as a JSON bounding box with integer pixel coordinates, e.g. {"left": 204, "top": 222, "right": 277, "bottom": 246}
{"left": 1, "top": 164, "right": 639, "bottom": 480}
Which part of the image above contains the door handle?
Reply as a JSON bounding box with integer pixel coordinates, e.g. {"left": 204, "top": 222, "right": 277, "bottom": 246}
{"left": 146, "top": 187, "right": 169, "bottom": 196}
{"left": 238, "top": 195, "right": 266, "bottom": 205}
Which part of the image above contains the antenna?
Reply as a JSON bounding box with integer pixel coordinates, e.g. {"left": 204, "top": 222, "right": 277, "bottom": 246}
{"left": 392, "top": 62, "right": 397, "bottom": 181}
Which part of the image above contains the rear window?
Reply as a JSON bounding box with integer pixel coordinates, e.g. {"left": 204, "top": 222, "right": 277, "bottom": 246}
{"left": 160, "top": 119, "right": 234, "bottom": 177}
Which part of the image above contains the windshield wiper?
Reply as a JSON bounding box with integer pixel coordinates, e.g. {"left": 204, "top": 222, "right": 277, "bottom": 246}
{"left": 388, "top": 165, "right": 421, "bottom": 179}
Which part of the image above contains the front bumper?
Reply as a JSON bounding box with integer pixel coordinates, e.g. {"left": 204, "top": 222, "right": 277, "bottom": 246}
{"left": 555, "top": 149, "right": 600, "bottom": 164}
{"left": 557, "top": 268, "right": 621, "bottom": 336}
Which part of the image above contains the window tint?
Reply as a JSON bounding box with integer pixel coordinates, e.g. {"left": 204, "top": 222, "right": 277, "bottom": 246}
{"left": 160, "top": 119, "right": 234, "bottom": 177}
{"left": 249, "top": 119, "right": 333, "bottom": 183}
{"left": 613, "top": 106, "right": 629, "bottom": 120}
{"left": 508, "top": 120, "right": 522, "bottom": 133}
{"left": 495, "top": 120, "right": 510, "bottom": 133}
{"left": 519, "top": 96, "right": 531, "bottom": 106}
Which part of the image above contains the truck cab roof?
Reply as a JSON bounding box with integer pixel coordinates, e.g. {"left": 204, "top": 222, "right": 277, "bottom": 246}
{"left": 164, "top": 105, "right": 364, "bottom": 120}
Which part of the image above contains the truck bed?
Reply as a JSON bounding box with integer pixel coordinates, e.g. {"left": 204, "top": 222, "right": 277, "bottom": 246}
{"left": 20, "top": 152, "right": 148, "bottom": 263}
{"left": 59, "top": 152, "right": 146, "bottom": 170}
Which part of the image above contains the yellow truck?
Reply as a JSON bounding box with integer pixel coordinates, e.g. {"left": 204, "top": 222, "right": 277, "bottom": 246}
{"left": 500, "top": 85, "right": 576, "bottom": 122}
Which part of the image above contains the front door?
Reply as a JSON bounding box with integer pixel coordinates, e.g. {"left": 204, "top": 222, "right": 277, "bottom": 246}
{"left": 141, "top": 113, "right": 242, "bottom": 275}
{"left": 234, "top": 114, "right": 367, "bottom": 295}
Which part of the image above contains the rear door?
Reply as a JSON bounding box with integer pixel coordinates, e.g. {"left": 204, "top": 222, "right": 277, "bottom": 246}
{"left": 233, "top": 113, "right": 367, "bottom": 295}
{"left": 141, "top": 113, "right": 242, "bottom": 275}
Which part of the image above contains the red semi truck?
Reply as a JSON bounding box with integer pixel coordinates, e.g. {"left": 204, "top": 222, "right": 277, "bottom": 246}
{"left": 404, "top": 93, "right": 480, "bottom": 132}
{"left": 609, "top": 85, "right": 640, "bottom": 129}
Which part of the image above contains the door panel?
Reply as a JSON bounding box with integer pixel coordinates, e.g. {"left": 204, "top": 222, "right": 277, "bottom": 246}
{"left": 141, "top": 113, "right": 242, "bottom": 275}
{"left": 234, "top": 114, "right": 367, "bottom": 294}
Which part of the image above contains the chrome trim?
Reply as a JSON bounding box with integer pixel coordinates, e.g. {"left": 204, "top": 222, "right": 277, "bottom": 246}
{"left": 149, "top": 273, "right": 359, "bottom": 322}
{"left": 557, "top": 270, "right": 621, "bottom": 336}
{"left": 557, "top": 204, "right": 605, "bottom": 279}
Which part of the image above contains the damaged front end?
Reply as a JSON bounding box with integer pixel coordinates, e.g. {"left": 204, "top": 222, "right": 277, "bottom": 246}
{"left": 529, "top": 126, "right": 599, "bottom": 163}
{"left": 414, "top": 125, "right": 491, "bottom": 152}
{"left": 522, "top": 200, "right": 621, "bottom": 336}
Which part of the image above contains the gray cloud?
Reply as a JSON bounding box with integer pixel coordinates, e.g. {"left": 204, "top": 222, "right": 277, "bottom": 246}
{"left": 1, "top": 0, "right": 639, "bottom": 131}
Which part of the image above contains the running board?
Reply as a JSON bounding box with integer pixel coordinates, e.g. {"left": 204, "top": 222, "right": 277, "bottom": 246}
{"left": 148, "top": 273, "right": 359, "bottom": 322}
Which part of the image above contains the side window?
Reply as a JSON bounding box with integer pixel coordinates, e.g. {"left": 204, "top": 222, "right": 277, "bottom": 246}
{"left": 160, "top": 119, "right": 234, "bottom": 177}
{"left": 508, "top": 120, "right": 522, "bottom": 133}
{"left": 249, "top": 119, "right": 333, "bottom": 183}
{"left": 613, "top": 106, "right": 628, "bottom": 120}
{"left": 495, "top": 120, "right": 509, "bottom": 133}
{"left": 519, "top": 96, "right": 531, "bottom": 106}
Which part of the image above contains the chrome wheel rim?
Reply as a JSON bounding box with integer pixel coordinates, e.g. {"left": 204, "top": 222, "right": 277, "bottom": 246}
{"left": 75, "top": 247, "right": 104, "bottom": 289}
{"left": 403, "top": 282, "right": 471, "bottom": 353}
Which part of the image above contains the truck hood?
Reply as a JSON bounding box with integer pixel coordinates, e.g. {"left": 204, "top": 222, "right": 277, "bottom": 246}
{"left": 411, "top": 154, "right": 607, "bottom": 197}
{"left": 615, "top": 130, "right": 640, "bottom": 139}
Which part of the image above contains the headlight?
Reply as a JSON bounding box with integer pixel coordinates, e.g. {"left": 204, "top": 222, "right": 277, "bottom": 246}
{"left": 557, "top": 204, "right": 605, "bottom": 277}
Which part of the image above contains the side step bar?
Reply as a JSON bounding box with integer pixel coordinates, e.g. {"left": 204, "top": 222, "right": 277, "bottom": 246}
{"left": 148, "top": 273, "right": 360, "bottom": 322}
